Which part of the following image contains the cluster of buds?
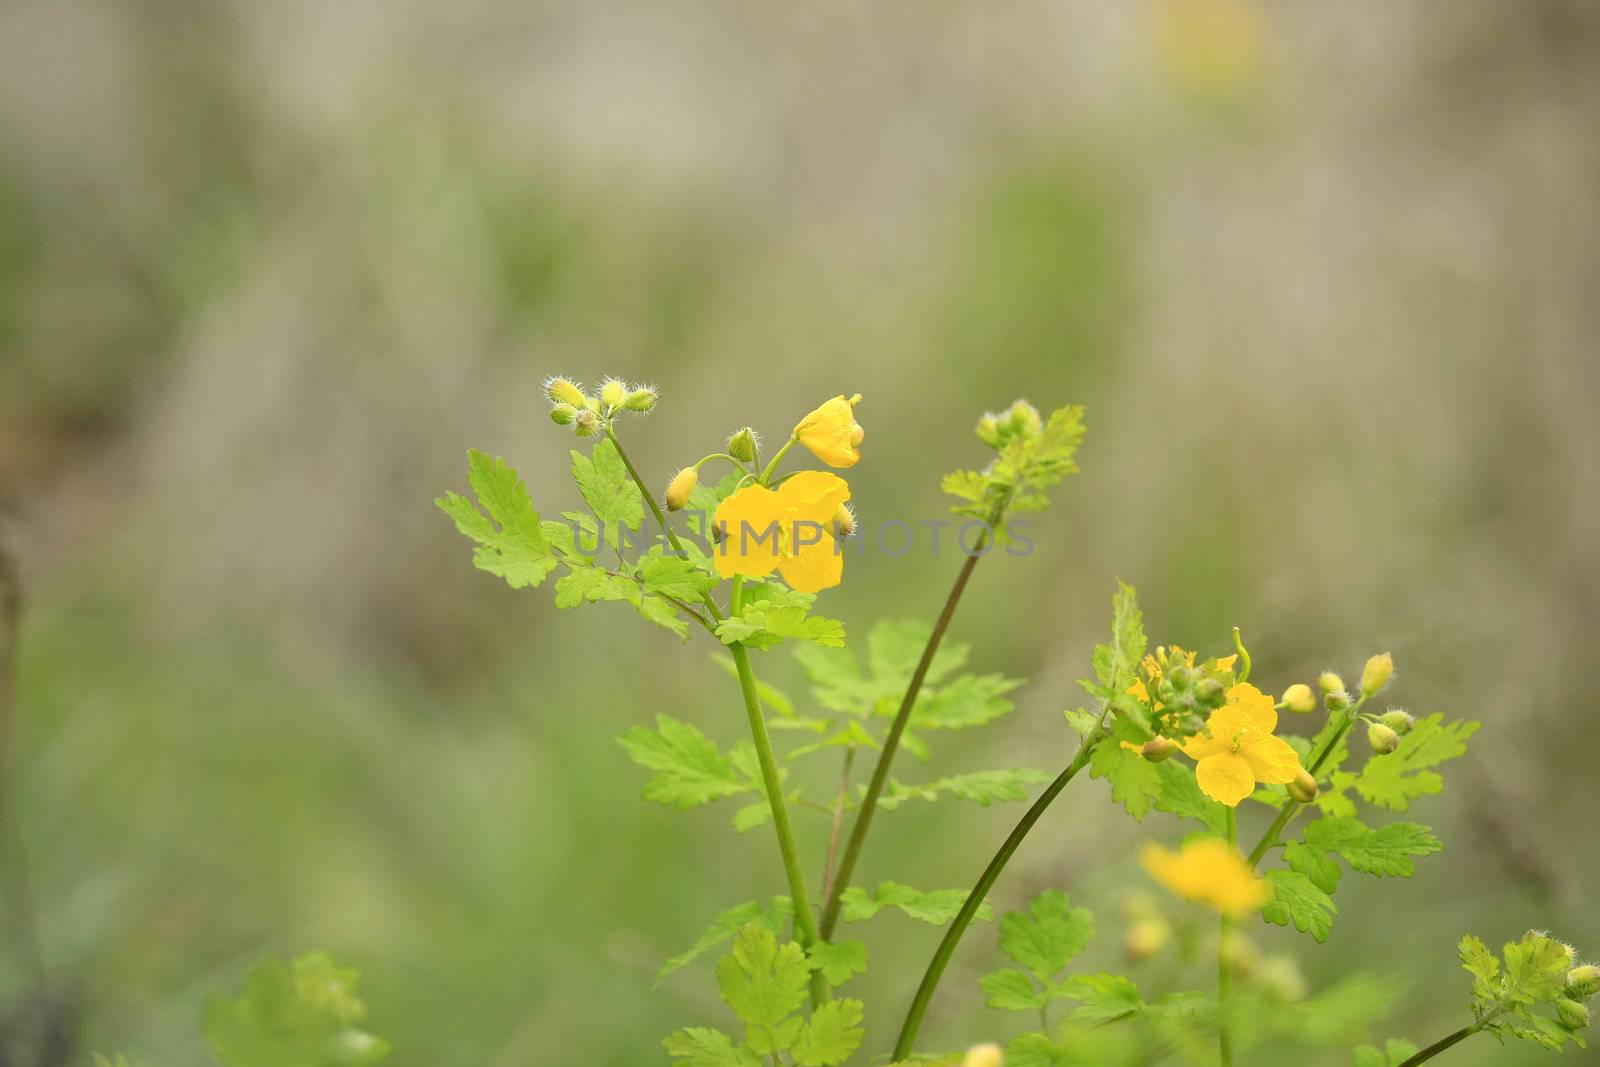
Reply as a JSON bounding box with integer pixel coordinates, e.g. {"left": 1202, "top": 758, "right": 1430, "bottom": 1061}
{"left": 1136, "top": 646, "right": 1232, "bottom": 747}
{"left": 545, "top": 375, "right": 657, "bottom": 437}
{"left": 1559, "top": 963, "right": 1600, "bottom": 1032}
{"left": 975, "top": 399, "right": 1043, "bottom": 450}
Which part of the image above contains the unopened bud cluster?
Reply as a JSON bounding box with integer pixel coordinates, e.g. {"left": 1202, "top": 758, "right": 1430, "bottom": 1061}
{"left": 976, "top": 399, "right": 1044, "bottom": 450}
{"left": 1559, "top": 964, "right": 1600, "bottom": 1033}
{"left": 544, "top": 375, "right": 658, "bottom": 436}
{"left": 1134, "top": 646, "right": 1235, "bottom": 760}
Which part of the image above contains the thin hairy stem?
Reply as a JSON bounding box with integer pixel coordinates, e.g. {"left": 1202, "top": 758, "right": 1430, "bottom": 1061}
{"left": 891, "top": 707, "right": 1112, "bottom": 1059}
{"left": 1219, "top": 807, "right": 1237, "bottom": 1067}
{"left": 730, "top": 580, "right": 818, "bottom": 948}
{"left": 758, "top": 436, "right": 798, "bottom": 484}
{"left": 818, "top": 548, "right": 983, "bottom": 940}
{"left": 1247, "top": 705, "right": 1361, "bottom": 867}
{"left": 819, "top": 747, "right": 857, "bottom": 909}
{"left": 605, "top": 426, "right": 723, "bottom": 624}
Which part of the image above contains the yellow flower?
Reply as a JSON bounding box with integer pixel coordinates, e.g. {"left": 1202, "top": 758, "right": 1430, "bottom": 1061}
{"left": 1141, "top": 838, "right": 1269, "bottom": 917}
{"left": 794, "top": 394, "right": 863, "bottom": 468}
{"left": 712, "top": 471, "right": 851, "bottom": 593}
{"left": 962, "top": 1044, "right": 1003, "bottom": 1067}
{"left": 1181, "top": 682, "right": 1302, "bottom": 806}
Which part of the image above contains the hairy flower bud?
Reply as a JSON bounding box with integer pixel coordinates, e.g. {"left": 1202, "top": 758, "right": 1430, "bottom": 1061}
{"left": 835, "top": 503, "right": 857, "bottom": 538}
{"left": 573, "top": 408, "right": 599, "bottom": 437}
{"left": 1557, "top": 998, "right": 1590, "bottom": 1031}
{"left": 1361, "top": 652, "right": 1394, "bottom": 696}
{"left": 727, "top": 427, "right": 758, "bottom": 463}
{"left": 1141, "top": 737, "right": 1179, "bottom": 763}
{"left": 962, "top": 1043, "right": 1004, "bottom": 1067}
{"left": 599, "top": 377, "right": 628, "bottom": 411}
{"left": 624, "top": 385, "right": 658, "bottom": 412}
{"left": 549, "top": 402, "right": 578, "bottom": 426}
{"left": 544, "top": 376, "right": 586, "bottom": 408}
{"left": 1008, "top": 399, "right": 1043, "bottom": 437}
{"left": 1167, "top": 665, "right": 1195, "bottom": 691}
{"left": 1379, "top": 709, "right": 1415, "bottom": 735}
{"left": 975, "top": 413, "right": 1003, "bottom": 448}
{"left": 1566, "top": 965, "right": 1600, "bottom": 999}
{"left": 665, "top": 467, "right": 698, "bottom": 511}
{"left": 1367, "top": 722, "right": 1400, "bottom": 754}
{"left": 1281, "top": 683, "right": 1316, "bottom": 714}
{"left": 1324, "top": 688, "right": 1350, "bottom": 713}
{"left": 1318, "top": 671, "right": 1345, "bottom": 695}
{"left": 1195, "top": 677, "right": 1227, "bottom": 708}
{"left": 1287, "top": 769, "right": 1319, "bottom": 803}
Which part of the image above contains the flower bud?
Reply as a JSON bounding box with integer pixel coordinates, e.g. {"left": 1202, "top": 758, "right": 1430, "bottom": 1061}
{"left": 1317, "top": 671, "right": 1345, "bottom": 695}
{"left": 1379, "top": 709, "right": 1415, "bottom": 735}
{"left": 1324, "top": 689, "right": 1349, "bottom": 713}
{"left": 1566, "top": 965, "right": 1600, "bottom": 999}
{"left": 834, "top": 503, "right": 857, "bottom": 538}
{"left": 1167, "top": 665, "right": 1195, "bottom": 691}
{"left": 1195, "top": 678, "right": 1227, "bottom": 708}
{"left": 1367, "top": 723, "right": 1400, "bottom": 754}
{"left": 1281, "top": 683, "right": 1316, "bottom": 714}
{"left": 1287, "top": 769, "right": 1319, "bottom": 803}
{"left": 573, "top": 408, "right": 599, "bottom": 437}
{"left": 544, "top": 376, "right": 586, "bottom": 408}
{"left": 962, "top": 1044, "right": 1003, "bottom": 1067}
{"left": 1007, "top": 399, "right": 1042, "bottom": 437}
{"left": 1179, "top": 712, "right": 1206, "bottom": 735}
{"left": 1361, "top": 652, "right": 1394, "bottom": 696}
{"left": 624, "top": 385, "right": 658, "bottom": 412}
{"left": 549, "top": 402, "right": 578, "bottom": 426}
{"left": 975, "top": 413, "right": 1002, "bottom": 448}
{"left": 727, "top": 428, "right": 758, "bottom": 463}
{"left": 665, "top": 467, "right": 698, "bottom": 511}
{"left": 1141, "top": 737, "right": 1179, "bottom": 763}
{"left": 1557, "top": 998, "right": 1590, "bottom": 1031}
{"left": 599, "top": 377, "right": 628, "bottom": 411}
{"left": 1125, "top": 916, "right": 1170, "bottom": 961}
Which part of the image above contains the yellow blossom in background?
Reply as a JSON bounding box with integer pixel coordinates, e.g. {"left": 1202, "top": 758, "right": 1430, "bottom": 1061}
{"left": 1141, "top": 839, "right": 1269, "bottom": 917}
{"left": 712, "top": 471, "right": 851, "bottom": 592}
{"left": 1152, "top": 0, "right": 1266, "bottom": 100}
{"left": 1181, "top": 682, "right": 1302, "bottom": 806}
{"left": 794, "top": 394, "right": 864, "bottom": 468}
{"left": 962, "top": 1043, "right": 1003, "bottom": 1067}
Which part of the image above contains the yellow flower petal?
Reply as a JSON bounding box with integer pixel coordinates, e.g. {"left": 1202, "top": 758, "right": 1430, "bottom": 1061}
{"left": 712, "top": 484, "right": 783, "bottom": 581}
{"left": 1195, "top": 751, "right": 1256, "bottom": 806}
{"left": 1141, "top": 839, "right": 1268, "bottom": 917}
{"left": 1214, "top": 654, "right": 1238, "bottom": 671}
{"left": 778, "top": 529, "right": 844, "bottom": 593}
{"left": 777, "top": 470, "right": 851, "bottom": 525}
{"left": 1224, "top": 683, "right": 1277, "bottom": 733}
{"left": 1239, "top": 732, "right": 1302, "bottom": 785}
{"left": 794, "top": 395, "right": 863, "bottom": 468}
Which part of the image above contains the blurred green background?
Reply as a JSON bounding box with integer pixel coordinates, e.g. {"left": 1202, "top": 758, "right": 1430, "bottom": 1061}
{"left": 2, "top": 1, "right": 1598, "bottom": 1064}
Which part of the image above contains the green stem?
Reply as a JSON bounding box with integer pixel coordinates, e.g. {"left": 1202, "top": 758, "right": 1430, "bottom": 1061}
{"left": 758, "top": 436, "right": 798, "bottom": 485}
{"left": 1219, "top": 808, "right": 1237, "bottom": 1067}
{"left": 605, "top": 426, "right": 723, "bottom": 624}
{"left": 729, "top": 578, "right": 817, "bottom": 949}
{"left": 1246, "top": 706, "right": 1360, "bottom": 867}
{"left": 891, "top": 711, "right": 1112, "bottom": 1059}
{"left": 1395, "top": 1023, "right": 1484, "bottom": 1066}
{"left": 818, "top": 547, "right": 985, "bottom": 940}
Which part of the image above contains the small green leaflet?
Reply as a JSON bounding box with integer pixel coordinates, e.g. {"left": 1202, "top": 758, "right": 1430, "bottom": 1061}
{"left": 664, "top": 925, "right": 865, "bottom": 1067}
{"left": 1261, "top": 869, "right": 1337, "bottom": 943}
{"left": 999, "top": 890, "right": 1094, "bottom": 981}
{"left": 1352, "top": 714, "right": 1478, "bottom": 812}
{"left": 1286, "top": 816, "right": 1442, "bottom": 893}
{"left": 838, "top": 881, "right": 992, "bottom": 926}
{"left": 943, "top": 404, "right": 1087, "bottom": 536}
{"left": 1088, "top": 580, "right": 1146, "bottom": 698}
{"left": 202, "top": 952, "right": 390, "bottom": 1067}
{"left": 1088, "top": 717, "right": 1161, "bottom": 820}
{"left": 806, "top": 939, "right": 868, "bottom": 986}
{"left": 570, "top": 437, "right": 644, "bottom": 529}
{"left": 1351, "top": 1039, "right": 1421, "bottom": 1067}
{"left": 1457, "top": 931, "right": 1586, "bottom": 1051}
{"left": 436, "top": 450, "right": 557, "bottom": 589}
{"left": 655, "top": 898, "right": 792, "bottom": 986}
{"left": 619, "top": 715, "right": 756, "bottom": 810}
{"left": 716, "top": 589, "right": 846, "bottom": 650}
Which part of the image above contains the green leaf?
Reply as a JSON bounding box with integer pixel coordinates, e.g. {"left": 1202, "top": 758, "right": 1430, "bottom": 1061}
{"left": 436, "top": 450, "right": 558, "bottom": 589}
{"left": 1459, "top": 935, "right": 1501, "bottom": 999}
{"left": 717, "top": 605, "right": 845, "bottom": 650}
{"left": 998, "top": 890, "right": 1094, "bottom": 981}
{"left": 656, "top": 899, "right": 792, "bottom": 986}
{"left": 1152, "top": 761, "right": 1229, "bottom": 835}
{"left": 639, "top": 555, "right": 719, "bottom": 601}
{"left": 1285, "top": 840, "right": 1343, "bottom": 895}
{"left": 1004, "top": 1033, "right": 1074, "bottom": 1067}
{"left": 716, "top": 924, "right": 810, "bottom": 1055}
{"left": 570, "top": 438, "right": 644, "bottom": 529}
{"left": 1351, "top": 1039, "right": 1420, "bottom": 1066}
{"left": 1502, "top": 933, "right": 1571, "bottom": 1004}
{"left": 1060, "top": 973, "right": 1144, "bottom": 1024}
{"left": 876, "top": 768, "right": 1051, "bottom": 812}
{"left": 663, "top": 1028, "right": 759, "bottom": 1067}
{"left": 1261, "top": 869, "right": 1337, "bottom": 943}
{"left": 1302, "top": 816, "right": 1442, "bottom": 882}
{"left": 1090, "top": 580, "right": 1146, "bottom": 693}
{"left": 619, "top": 715, "right": 753, "bottom": 810}
{"left": 805, "top": 939, "right": 868, "bottom": 986}
{"left": 791, "top": 998, "right": 865, "bottom": 1066}
{"left": 1089, "top": 717, "right": 1163, "bottom": 820}
{"left": 1353, "top": 715, "right": 1478, "bottom": 812}
{"left": 552, "top": 563, "right": 635, "bottom": 608}
{"left": 980, "top": 968, "right": 1047, "bottom": 1012}
{"left": 1457, "top": 930, "right": 1584, "bottom": 1050}
{"left": 837, "top": 881, "right": 992, "bottom": 926}
{"left": 202, "top": 952, "right": 390, "bottom": 1067}
{"left": 910, "top": 673, "right": 1022, "bottom": 730}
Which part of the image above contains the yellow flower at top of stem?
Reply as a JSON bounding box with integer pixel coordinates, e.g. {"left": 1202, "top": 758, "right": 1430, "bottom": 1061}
{"left": 794, "top": 394, "right": 864, "bottom": 468}
{"left": 712, "top": 471, "right": 851, "bottom": 593}
{"left": 1181, "top": 682, "right": 1303, "bottom": 806}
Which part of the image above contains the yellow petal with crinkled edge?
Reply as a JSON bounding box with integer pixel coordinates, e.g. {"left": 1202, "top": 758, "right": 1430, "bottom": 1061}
{"left": 1223, "top": 682, "right": 1277, "bottom": 733}
{"left": 1196, "top": 751, "right": 1256, "bottom": 806}
{"left": 778, "top": 470, "right": 851, "bottom": 525}
{"left": 1240, "top": 732, "right": 1302, "bottom": 785}
{"left": 778, "top": 530, "right": 844, "bottom": 593}
{"left": 794, "top": 395, "right": 863, "bottom": 468}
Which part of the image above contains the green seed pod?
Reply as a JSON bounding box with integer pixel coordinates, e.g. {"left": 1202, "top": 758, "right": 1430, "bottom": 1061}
{"left": 1367, "top": 723, "right": 1400, "bottom": 754}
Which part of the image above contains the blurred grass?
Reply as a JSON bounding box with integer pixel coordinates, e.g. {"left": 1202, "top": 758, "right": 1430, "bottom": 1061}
{"left": 2, "top": 1, "right": 1599, "bottom": 1064}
